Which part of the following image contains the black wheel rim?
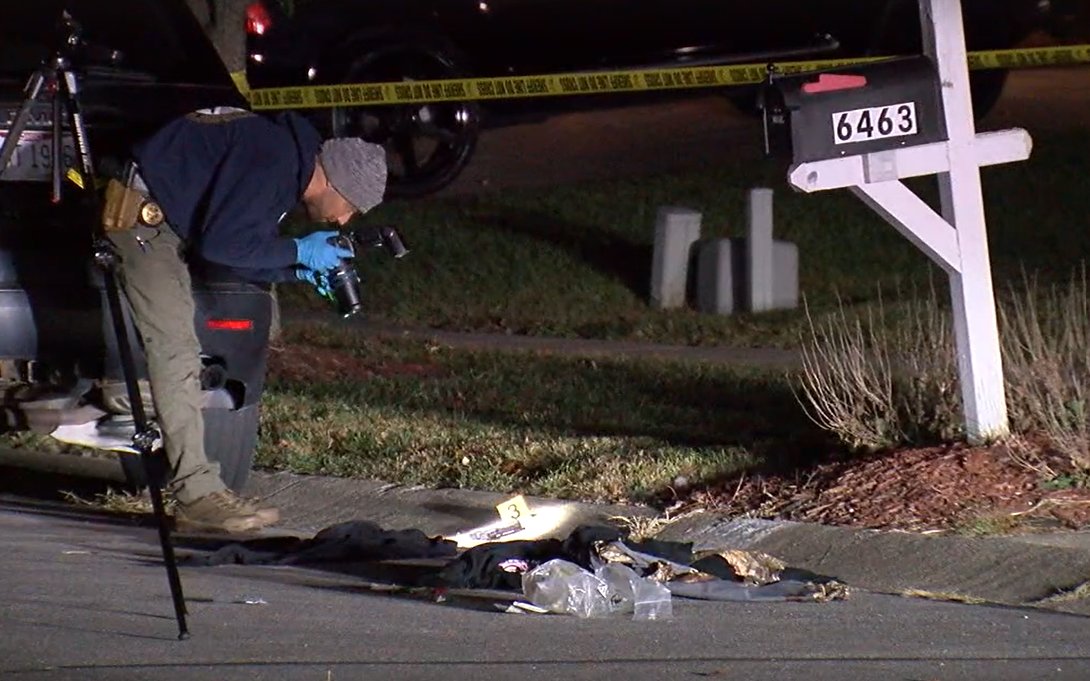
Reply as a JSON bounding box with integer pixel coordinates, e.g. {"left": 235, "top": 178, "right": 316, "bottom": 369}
{"left": 331, "top": 47, "right": 478, "bottom": 198}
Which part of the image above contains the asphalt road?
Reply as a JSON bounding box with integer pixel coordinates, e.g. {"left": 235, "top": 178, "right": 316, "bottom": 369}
{"left": 437, "top": 65, "right": 1089, "bottom": 197}
{"left": 3, "top": 502, "right": 1090, "bottom": 681}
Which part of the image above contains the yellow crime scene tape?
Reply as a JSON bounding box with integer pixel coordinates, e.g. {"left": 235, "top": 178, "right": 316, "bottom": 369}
{"left": 234, "top": 43, "right": 1090, "bottom": 110}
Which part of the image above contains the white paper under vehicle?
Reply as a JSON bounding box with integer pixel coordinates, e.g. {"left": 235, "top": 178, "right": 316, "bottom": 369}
{"left": 50, "top": 419, "right": 160, "bottom": 455}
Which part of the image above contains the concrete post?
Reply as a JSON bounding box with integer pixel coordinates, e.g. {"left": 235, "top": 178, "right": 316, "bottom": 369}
{"left": 772, "top": 241, "right": 799, "bottom": 310}
{"left": 696, "top": 239, "right": 736, "bottom": 315}
{"left": 650, "top": 207, "right": 701, "bottom": 309}
{"left": 746, "top": 188, "right": 775, "bottom": 313}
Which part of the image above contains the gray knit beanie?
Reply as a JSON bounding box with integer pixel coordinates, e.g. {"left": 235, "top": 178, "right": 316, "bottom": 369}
{"left": 319, "top": 138, "right": 388, "bottom": 214}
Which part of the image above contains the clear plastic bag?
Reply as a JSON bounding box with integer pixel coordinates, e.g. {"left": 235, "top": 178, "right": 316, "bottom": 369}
{"left": 631, "top": 578, "right": 673, "bottom": 621}
{"left": 595, "top": 562, "right": 638, "bottom": 612}
{"left": 596, "top": 563, "right": 673, "bottom": 620}
{"left": 522, "top": 559, "right": 673, "bottom": 620}
{"left": 522, "top": 559, "right": 613, "bottom": 618}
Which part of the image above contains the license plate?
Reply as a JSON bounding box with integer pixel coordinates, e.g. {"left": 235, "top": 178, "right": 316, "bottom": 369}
{"left": 0, "top": 131, "right": 76, "bottom": 182}
{"left": 832, "top": 102, "right": 918, "bottom": 145}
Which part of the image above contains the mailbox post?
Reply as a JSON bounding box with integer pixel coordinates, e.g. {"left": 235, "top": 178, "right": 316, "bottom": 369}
{"left": 762, "top": 0, "right": 1030, "bottom": 443}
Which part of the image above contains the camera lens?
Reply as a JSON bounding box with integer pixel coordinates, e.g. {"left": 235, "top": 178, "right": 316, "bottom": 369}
{"left": 327, "top": 264, "right": 363, "bottom": 317}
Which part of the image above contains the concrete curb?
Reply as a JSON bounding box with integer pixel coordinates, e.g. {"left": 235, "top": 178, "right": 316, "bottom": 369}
{"left": 655, "top": 514, "right": 1090, "bottom": 614}
{"left": 245, "top": 469, "right": 657, "bottom": 540}
{"left": 245, "top": 470, "right": 1090, "bottom": 616}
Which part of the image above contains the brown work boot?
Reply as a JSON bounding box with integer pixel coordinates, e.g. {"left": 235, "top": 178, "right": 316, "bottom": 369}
{"left": 98, "top": 379, "right": 156, "bottom": 416}
{"left": 175, "top": 490, "right": 280, "bottom": 533}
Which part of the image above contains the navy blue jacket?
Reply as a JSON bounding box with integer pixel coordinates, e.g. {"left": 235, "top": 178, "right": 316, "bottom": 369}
{"left": 133, "top": 109, "right": 321, "bottom": 283}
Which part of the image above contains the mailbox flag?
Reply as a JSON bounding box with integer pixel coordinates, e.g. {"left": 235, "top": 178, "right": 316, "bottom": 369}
{"left": 802, "top": 73, "right": 868, "bottom": 94}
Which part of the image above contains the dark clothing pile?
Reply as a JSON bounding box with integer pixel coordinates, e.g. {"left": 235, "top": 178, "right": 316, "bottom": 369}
{"left": 436, "top": 525, "right": 695, "bottom": 591}
{"left": 190, "top": 520, "right": 459, "bottom": 567}
{"left": 189, "top": 522, "right": 845, "bottom": 603}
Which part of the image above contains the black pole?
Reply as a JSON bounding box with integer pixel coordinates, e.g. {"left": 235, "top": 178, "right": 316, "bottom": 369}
{"left": 57, "top": 42, "right": 190, "bottom": 639}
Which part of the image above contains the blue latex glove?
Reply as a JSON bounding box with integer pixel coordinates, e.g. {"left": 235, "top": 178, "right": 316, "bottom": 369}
{"left": 295, "top": 267, "right": 332, "bottom": 299}
{"left": 294, "top": 230, "right": 353, "bottom": 272}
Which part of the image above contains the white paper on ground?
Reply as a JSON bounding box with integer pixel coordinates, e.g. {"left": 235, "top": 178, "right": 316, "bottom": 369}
{"left": 50, "top": 420, "right": 140, "bottom": 454}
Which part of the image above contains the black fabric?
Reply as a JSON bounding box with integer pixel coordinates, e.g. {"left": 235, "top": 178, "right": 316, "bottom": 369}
{"left": 435, "top": 525, "right": 697, "bottom": 591}
{"left": 435, "top": 539, "right": 565, "bottom": 591}
{"left": 188, "top": 520, "right": 458, "bottom": 567}
{"left": 689, "top": 555, "right": 747, "bottom": 581}
{"left": 559, "top": 525, "right": 625, "bottom": 568}
{"left": 622, "top": 537, "right": 694, "bottom": 566}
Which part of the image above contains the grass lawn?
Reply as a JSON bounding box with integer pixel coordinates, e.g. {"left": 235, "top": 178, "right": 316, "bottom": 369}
{"left": 278, "top": 129, "right": 1090, "bottom": 349}
{"left": 261, "top": 324, "right": 829, "bottom": 504}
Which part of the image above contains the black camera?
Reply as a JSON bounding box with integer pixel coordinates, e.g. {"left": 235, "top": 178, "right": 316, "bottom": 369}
{"left": 324, "top": 225, "right": 409, "bottom": 317}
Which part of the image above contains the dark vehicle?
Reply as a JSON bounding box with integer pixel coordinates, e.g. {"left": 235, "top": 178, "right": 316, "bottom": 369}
{"left": 1, "top": 0, "right": 273, "bottom": 490}
{"left": 244, "top": 0, "right": 1073, "bottom": 198}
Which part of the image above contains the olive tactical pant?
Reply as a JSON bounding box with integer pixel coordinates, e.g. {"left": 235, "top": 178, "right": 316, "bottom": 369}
{"left": 106, "top": 222, "right": 227, "bottom": 504}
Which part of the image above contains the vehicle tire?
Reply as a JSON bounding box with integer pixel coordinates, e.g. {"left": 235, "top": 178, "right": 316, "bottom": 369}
{"left": 966, "top": 70, "right": 1007, "bottom": 120}
{"left": 867, "top": 6, "right": 1013, "bottom": 121}
{"left": 119, "top": 404, "right": 260, "bottom": 493}
{"left": 329, "top": 36, "right": 480, "bottom": 199}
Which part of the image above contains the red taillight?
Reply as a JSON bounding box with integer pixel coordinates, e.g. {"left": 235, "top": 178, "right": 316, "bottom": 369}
{"left": 245, "top": 1, "right": 273, "bottom": 36}
{"left": 206, "top": 319, "right": 254, "bottom": 331}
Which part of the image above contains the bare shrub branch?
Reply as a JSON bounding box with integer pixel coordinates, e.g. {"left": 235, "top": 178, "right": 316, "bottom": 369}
{"left": 796, "top": 264, "right": 1090, "bottom": 478}
{"left": 794, "top": 293, "right": 900, "bottom": 451}
{"left": 888, "top": 279, "right": 961, "bottom": 443}
{"left": 795, "top": 281, "right": 960, "bottom": 452}
{"left": 1000, "top": 267, "right": 1090, "bottom": 471}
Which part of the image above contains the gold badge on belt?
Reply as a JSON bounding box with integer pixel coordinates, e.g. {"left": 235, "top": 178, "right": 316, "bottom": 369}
{"left": 140, "top": 201, "right": 164, "bottom": 226}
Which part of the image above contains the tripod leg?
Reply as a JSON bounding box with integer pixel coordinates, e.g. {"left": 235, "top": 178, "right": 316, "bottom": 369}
{"left": 60, "top": 70, "right": 190, "bottom": 639}
{"left": 0, "top": 71, "right": 46, "bottom": 176}
{"left": 52, "top": 84, "right": 62, "bottom": 201}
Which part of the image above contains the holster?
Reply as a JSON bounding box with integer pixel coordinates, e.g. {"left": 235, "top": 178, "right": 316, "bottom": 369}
{"left": 101, "top": 175, "right": 164, "bottom": 232}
